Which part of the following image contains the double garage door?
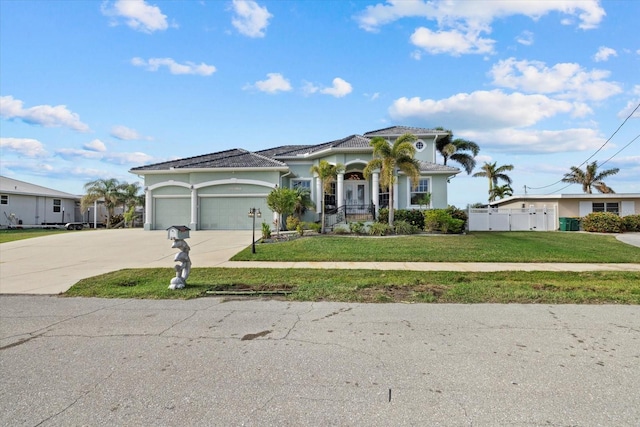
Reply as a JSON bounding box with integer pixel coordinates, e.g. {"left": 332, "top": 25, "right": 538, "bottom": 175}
{"left": 154, "top": 197, "right": 271, "bottom": 230}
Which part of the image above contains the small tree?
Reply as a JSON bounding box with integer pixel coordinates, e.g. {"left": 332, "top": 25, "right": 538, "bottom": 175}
{"left": 310, "top": 160, "right": 345, "bottom": 233}
{"left": 82, "top": 178, "right": 121, "bottom": 228}
{"left": 266, "top": 187, "right": 297, "bottom": 237}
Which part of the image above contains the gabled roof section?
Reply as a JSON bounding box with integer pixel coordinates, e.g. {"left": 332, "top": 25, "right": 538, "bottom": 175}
{"left": 272, "top": 135, "right": 372, "bottom": 159}
{"left": 255, "top": 145, "right": 312, "bottom": 158}
{"left": 364, "top": 126, "right": 449, "bottom": 137}
{"left": 0, "top": 176, "right": 80, "bottom": 199}
{"left": 130, "top": 149, "right": 288, "bottom": 172}
{"left": 417, "top": 161, "right": 460, "bottom": 174}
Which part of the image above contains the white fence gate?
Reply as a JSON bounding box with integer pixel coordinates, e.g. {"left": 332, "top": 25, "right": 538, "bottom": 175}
{"left": 468, "top": 207, "right": 557, "bottom": 231}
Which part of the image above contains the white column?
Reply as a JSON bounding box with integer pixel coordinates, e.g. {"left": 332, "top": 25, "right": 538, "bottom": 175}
{"left": 372, "top": 172, "right": 379, "bottom": 215}
{"left": 94, "top": 200, "right": 98, "bottom": 229}
{"left": 144, "top": 188, "right": 152, "bottom": 230}
{"left": 393, "top": 181, "right": 399, "bottom": 210}
{"left": 190, "top": 186, "right": 198, "bottom": 230}
{"left": 337, "top": 173, "right": 344, "bottom": 208}
{"left": 315, "top": 176, "right": 322, "bottom": 212}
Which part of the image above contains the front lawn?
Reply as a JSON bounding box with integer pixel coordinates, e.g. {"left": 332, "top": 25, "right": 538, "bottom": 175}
{"left": 64, "top": 268, "right": 640, "bottom": 304}
{"left": 0, "top": 228, "right": 69, "bottom": 243}
{"left": 231, "top": 232, "right": 640, "bottom": 263}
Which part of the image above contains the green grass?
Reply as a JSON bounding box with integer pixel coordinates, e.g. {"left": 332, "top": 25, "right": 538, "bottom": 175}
{"left": 231, "top": 232, "right": 640, "bottom": 263}
{"left": 64, "top": 268, "right": 640, "bottom": 304}
{"left": 0, "top": 228, "right": 69, "bottom": 243}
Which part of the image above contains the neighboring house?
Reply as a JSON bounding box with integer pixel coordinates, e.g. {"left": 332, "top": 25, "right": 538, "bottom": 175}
{"left": 130, "top": 126, "right": 461, "bottom": 230}
{"left": 489, "top": 194, "right": 640, "bottom": 218}
{"left": 0, "top": 176, "right": 82, "bottom": 226}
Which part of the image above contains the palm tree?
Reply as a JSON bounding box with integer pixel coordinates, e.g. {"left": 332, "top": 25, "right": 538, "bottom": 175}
{"left": 292, "top": 186, "right": 314, "bottom": 219}
{"left": 310, "top": 160, "right": 345, "bottom": 233}
{"left": 435, "top": 128, "right": 480, "bottom": 174}
{"left": 118, "top": 182, "right": 143, "bottom": 227}
{"left": 364, "top": 133, "right": 421, "bottom": 226}
{"left": 266, "top": 186, "right": 297, "bottom": 237}
{"left": 82, "top": 178, "right": 121, "bottom": 228}
{"left": 473, "top": 161, "right": 514, "bottom": 201}
{"left": 561, "top": 161, "right": 619, "bottom": 194}
{"left": 489, "top": 184, "right": 513, "bottom": 202}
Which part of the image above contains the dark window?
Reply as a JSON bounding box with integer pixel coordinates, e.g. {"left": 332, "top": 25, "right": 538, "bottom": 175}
{"left": 592, "top": 202, "right": 619, "bottom": 215}
{"left": 53, "top": 199, "right": 61, "bottom": 213}
{"left": 410, "top": 178, "right": 430, "bottom": 205}
{"left": 378, "top": 185, "right": 389, "bottom": 208}
{"left": 0, "top": 195, "right": 7, "bottom": 205}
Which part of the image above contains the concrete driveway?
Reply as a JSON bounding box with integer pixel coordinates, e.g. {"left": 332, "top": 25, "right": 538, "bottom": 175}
{"left": 0, "top": 229, "right": 253, "bottom": 294}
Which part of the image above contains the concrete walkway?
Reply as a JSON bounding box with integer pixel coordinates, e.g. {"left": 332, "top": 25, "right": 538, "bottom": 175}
{"left": 0, "top": 229, "right": 638, "bottom": 294}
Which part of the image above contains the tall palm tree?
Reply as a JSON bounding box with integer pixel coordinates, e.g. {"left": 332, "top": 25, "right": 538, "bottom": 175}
{"left": 473, "top": 161, "right": 514, "bottom": 201}
{"left": 561, "top": 161, "right": 619, "bottom": 194}
{"left": 489, "top": 184, "right": 513, "bottom": 202}
{"left": 310, "top": 160, "right": 345, "bottom": 233}
{"left": 364, "top": 133, "right": 421, "bottom": 226}
{"left": 435, "top": 128, "right": 480, "bottom": 174}
{"left": 82, "top": 178, "right": 121, "bottom": 228}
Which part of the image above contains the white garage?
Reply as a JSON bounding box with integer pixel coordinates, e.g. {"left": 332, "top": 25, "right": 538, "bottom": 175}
{"left": 153, "top": 197, "right": 190, "bottom": 230}
{"left": 199, "top": 197, "right": 271, "bottom": 230}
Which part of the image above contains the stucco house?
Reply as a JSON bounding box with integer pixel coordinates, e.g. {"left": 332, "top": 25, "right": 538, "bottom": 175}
{"left": 130, "top": 126, "right": 461, "bottom": 230}
{"left": 0, "top": 176, "right": 83, "bottom": 227}
{"left": 489, "top": 193, "right": 640, "bottom": 218}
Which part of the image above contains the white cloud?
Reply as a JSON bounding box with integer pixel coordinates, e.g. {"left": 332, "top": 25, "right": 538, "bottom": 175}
{"left": 355, "top": 0, "right": 605, "bottom": 32}
{"left": 131, "top": 57, "right": 216, "bottom": 76}
{"left": 459, "top": 128, "right": 606, "bottom": 154}
{"left": 617, "top": 86, "right": 640, "bottom": 119}
{"left": 56, "top": 147, "right": 155, "bottom": 165}
{"left": 83, "top": 139, "right": 107, "bottom": 152}
{"left": 516, "top": 30, "right": 534, "bottom": 46}
{"left": 231, "top": 0, "right": 272, "bottom": 38}
{"left": 0, "top": 137, "right": 48, "bottom": 157}
{"left": 489, "top": 58, "right": 622, "bottom": 101}
{"left": 355, "top": 0, "right": 603, "bottom": 56}
{"left": 0, "top": 96, "right": 90, "bottom": 132}
{"left": 246, "top": 73, "right": 292, "bottom": 94}
{"left": 593, "top": 46, "right": 617, "bottom": 62}
{"left": 389, "top": 90, "right": 574, "bottom": 130}
{"left": 302, "top": 81, "right": 319, "bottom": 96}
{"left": 101, "top": 0, "right": 171, "bottom": 33}
{"left": 110, "top": 125, "right": 152, "bottom": 141}
{"left": 410, "top": 26, "right": 494, "bottom": 56}
{"left": 320, "top": 78, "right": 353, "bottom": 98}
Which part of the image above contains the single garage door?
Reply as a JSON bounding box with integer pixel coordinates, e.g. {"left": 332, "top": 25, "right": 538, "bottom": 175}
{"left": 154, "top": 198, "right": 190, "bottom": 230}
{"left": 200, "top": 197, "right": 271, "bottom": 230}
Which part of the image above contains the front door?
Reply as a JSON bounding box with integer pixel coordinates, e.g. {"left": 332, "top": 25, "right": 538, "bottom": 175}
{"left": 344, "top": 181, "right": 368, "bottom": 212}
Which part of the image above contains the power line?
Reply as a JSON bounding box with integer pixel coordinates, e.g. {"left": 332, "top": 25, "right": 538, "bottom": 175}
{"left": 525, "top": 102, "right": 640, "bottom": 192}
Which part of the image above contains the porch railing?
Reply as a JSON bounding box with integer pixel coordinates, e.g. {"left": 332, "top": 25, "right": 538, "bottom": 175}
{"left": 324, "top": 202, "right": 376, "bottom": 230}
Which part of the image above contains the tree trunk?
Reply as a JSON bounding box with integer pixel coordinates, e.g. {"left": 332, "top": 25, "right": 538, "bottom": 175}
{"left": 388, "top": 185, "right": 394, "bottom": 227}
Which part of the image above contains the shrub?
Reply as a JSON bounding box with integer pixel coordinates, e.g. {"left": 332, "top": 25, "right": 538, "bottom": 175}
{"left": 286, "top": 216, "right": 300, "bottom": 231}
{"left": 423, "top": 209, "right": 451, "bottom": 232}
{"left": 394, "top": 220, "right": 418, "bottom": 235}
{"left": 369, "top": 222, "right": 392, "bottom": 236}
{"left": 394, "top": 209, "right": 425, "bottom": 229}
{"left": 446, "top": 205, "right": 468, "bottom": 230}
{"left": 306, "top": 222, "right": 321, "bottom": 233}
{"left": 296, "top": 224, "right": 304, "bottom": 236}
{"left": 622, "top": 214, "right": 640, "bottom": 232}
{"left": 349, "top": 221, "right": 366, "bottom": 235}
{"left": 446, "top": 218, "right": 465, "bottom": 234}
{"left": 261, "top": 222, "right": 271, "bottom": 239}
{"left": 377, "top": 208, "right": 389, "bottom": 224}
{"left": 333, "top": 224, "right": 350, "bottom": 234}
{"left": 581, "top": 212, "right": 623, "bottom": 233}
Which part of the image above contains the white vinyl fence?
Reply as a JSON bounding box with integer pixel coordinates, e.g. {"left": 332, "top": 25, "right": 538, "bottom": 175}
{"left": 468, "top": 207, "right": 557, "bottom": 232}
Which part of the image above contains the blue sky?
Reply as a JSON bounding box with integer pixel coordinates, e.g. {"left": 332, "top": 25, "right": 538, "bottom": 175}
{"left": 1, "top": 0, "right": 638, "bottom": 208}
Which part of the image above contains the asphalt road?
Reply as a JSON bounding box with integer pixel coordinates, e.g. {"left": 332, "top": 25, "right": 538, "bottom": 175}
{"left": 1, "top": 296, "right": 639, "bottom": 426}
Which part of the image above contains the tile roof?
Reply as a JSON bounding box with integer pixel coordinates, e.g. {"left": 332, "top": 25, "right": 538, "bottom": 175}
{"left": 130, "top": 149, "right": 287, "bottom": 171}
{"left": 274, "top": 134, "right": 372, "bottom": 158}
{"left": 364, "top": 126, "right": 449, "bottom": 137}
{"left": 417, "top": 161, "right": 460, "bottom": 174}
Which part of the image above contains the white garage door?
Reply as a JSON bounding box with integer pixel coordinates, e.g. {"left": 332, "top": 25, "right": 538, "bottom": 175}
{"left": 200, "top": 197, "right": 271, "bottom": 230}
{"left": 154, "top": 198, "right": 190, "bottom": 230}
